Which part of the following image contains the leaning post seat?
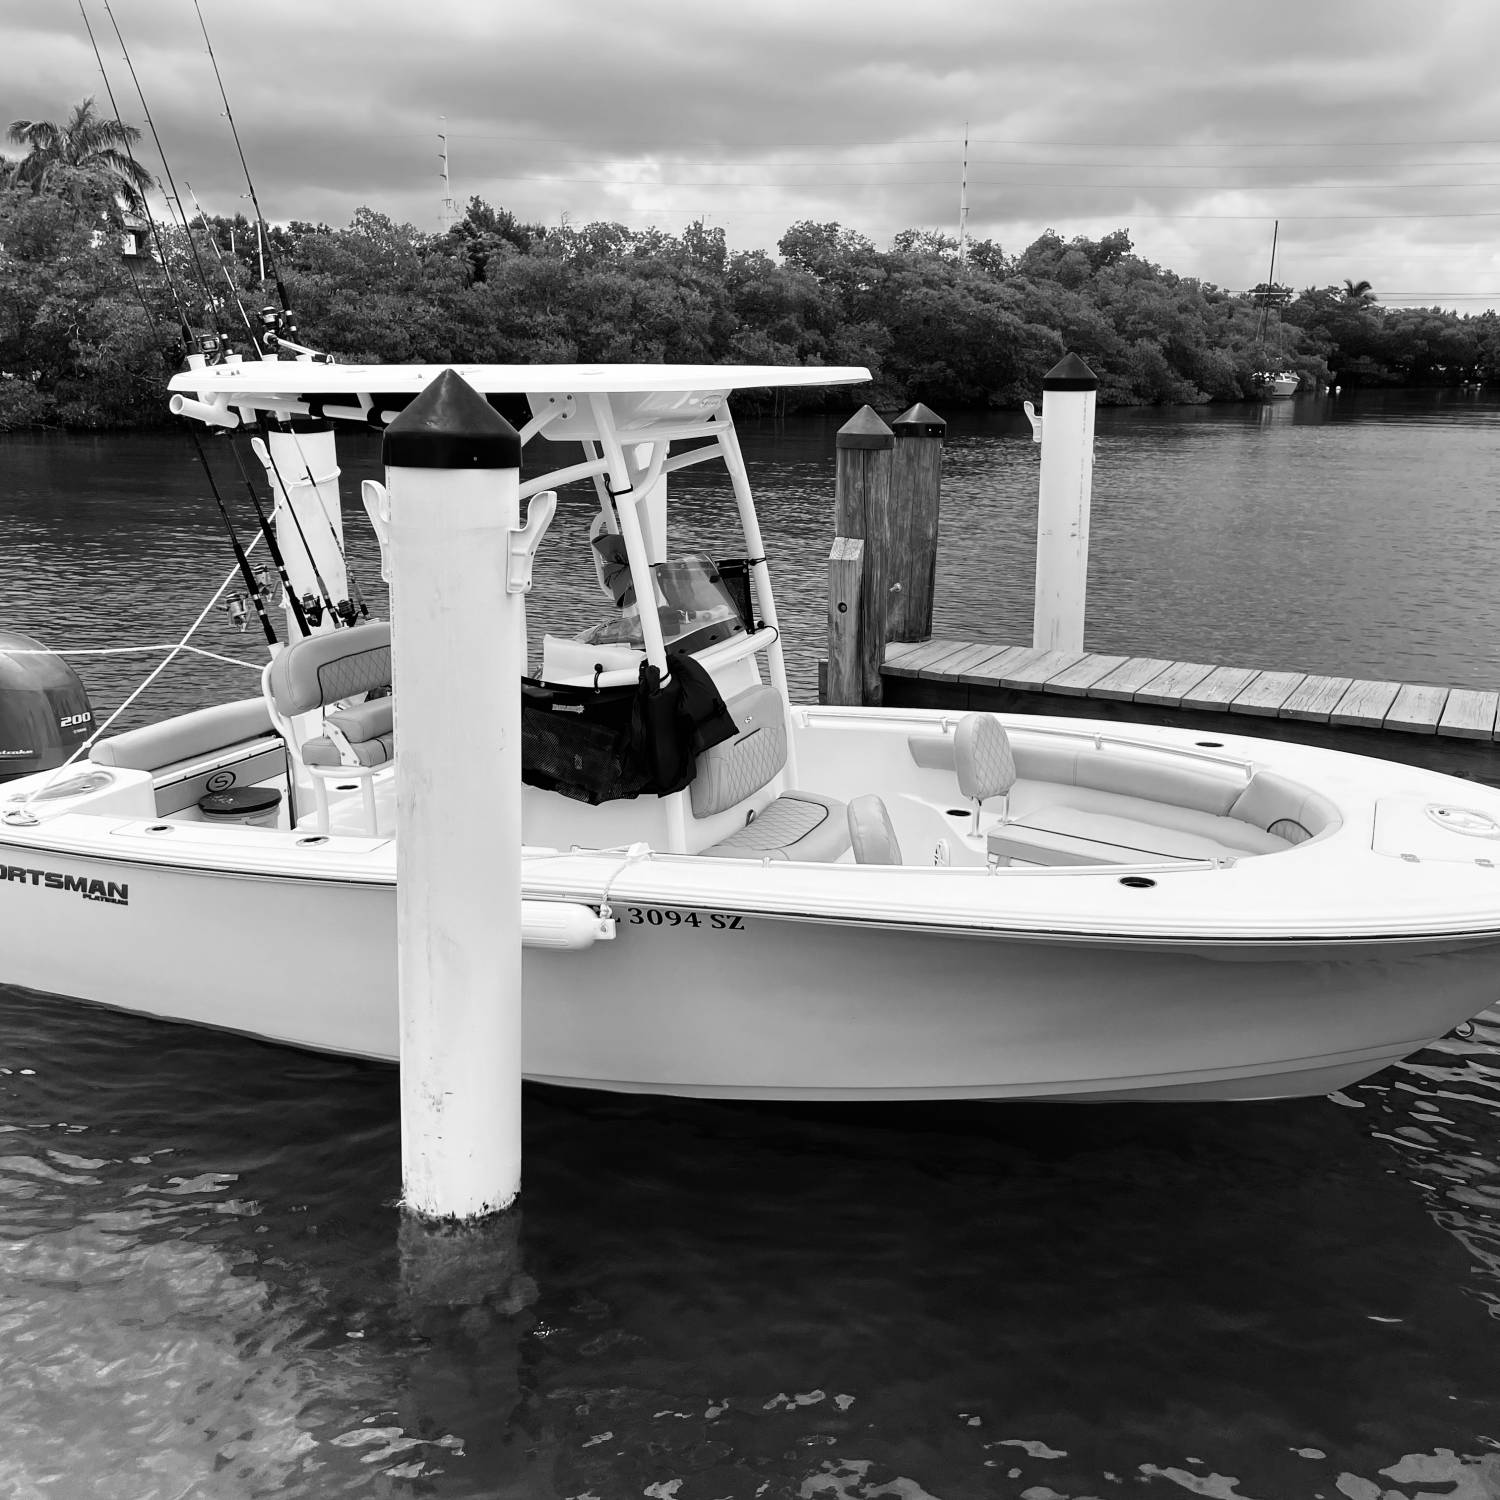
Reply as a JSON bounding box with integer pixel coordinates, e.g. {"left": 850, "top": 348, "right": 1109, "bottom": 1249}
{"left": 695, "top": 683, "right": 850, "bottom": 862}
{"left": 263, "top": 621, "right": 393, "bottom": 833}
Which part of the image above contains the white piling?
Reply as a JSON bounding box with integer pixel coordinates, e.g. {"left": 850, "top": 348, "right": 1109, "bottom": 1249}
{"left": 383, "top": 369, "right": 524, "bottom": 1222}
{"left": 1031, "top": 353, "right": 1099, "bottom": 653}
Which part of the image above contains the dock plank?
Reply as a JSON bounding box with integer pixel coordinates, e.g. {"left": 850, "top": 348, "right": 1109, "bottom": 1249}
{"left": 1134, "top": 661, "right": 1217, "bottom": 707}
{"left": 1086, "top": 657, "right": 1176, "bottom": 702}
{"left": 1330, "top": 678, "right": 1403, "bottom": 728}
{"left": 1279, "top": 675, "right": 1354, "bottom": 722}
{"left": 1230, "top": 670, "right": 1307, "bottom": 717}
{"left": 957, "top": 644, "right": 1032, "bottom": 685}
{"left": 998, "top": 647, "right": 1089, "bottom": 689}
{"left": 1043, "top": 654, "right": 1130, "bottom": 696}
{"left": 882, "top": 640, "right": 937, "bottom": 677}
{"left": 1385, "top": 682, "right": 1450, "bottom": 735}
{"left": 1438, "top": 688, "right": 1500, "bottom": 741}
{"left": 882, "top": 638, "right": 972, "bottom": 677}
{"left": 1181, "top": 664, "right": 1262, "bottom": 711}
{"left": 918, "top": 641, "right": 1007, "bottom": 679}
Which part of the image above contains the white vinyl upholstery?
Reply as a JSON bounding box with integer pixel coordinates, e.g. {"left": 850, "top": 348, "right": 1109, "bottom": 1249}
{"left": 262, "top": 621, "right": 394, "bottom": 833}
{"left": 1230, "top": 772, "right": 1342, "bottom": 845}
{"left": 703, "top": 791, "right": 851, "bottom": 862}
{"left": 848, "top": 794, "right": 903, "bottom": 865}
{"left": 90, "top": 698, "right": 273, "bottom": 772}
{"left": 689, "top": 683, "right": 787, "bottom": 818}
{"left": 265, "top": 620, "right": 391, "bottom": 718}
{"left": 954, "top": 713, "right": 1017, "bottom": 804}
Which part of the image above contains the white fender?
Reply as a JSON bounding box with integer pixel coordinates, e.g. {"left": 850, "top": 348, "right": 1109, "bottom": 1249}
{"left": 520, "top": 900, "right": 616, "bottom": 950}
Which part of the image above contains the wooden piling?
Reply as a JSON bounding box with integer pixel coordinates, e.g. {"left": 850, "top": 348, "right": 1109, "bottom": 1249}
{"left": 826, "top": 536, "right": 865, "bottom": 707}
{"left": 835, "top": 406, "right": 895, "bottom": 705}
{"left": 888, "top": 403, "right": 946, "bottom": 643}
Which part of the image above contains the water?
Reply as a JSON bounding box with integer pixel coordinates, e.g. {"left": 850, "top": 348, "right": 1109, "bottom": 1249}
{"left": 3, "top": 390, "right": 1500, "bottom": 1497}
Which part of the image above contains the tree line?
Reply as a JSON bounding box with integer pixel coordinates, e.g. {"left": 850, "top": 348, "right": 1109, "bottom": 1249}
{"left": 3, "top": 102, "right": 1497, "bottom": 430}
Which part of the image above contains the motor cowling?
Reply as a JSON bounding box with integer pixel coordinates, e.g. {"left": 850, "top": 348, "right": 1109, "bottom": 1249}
{"left": 0, "top": 630, "right": 95, "bottom": 783}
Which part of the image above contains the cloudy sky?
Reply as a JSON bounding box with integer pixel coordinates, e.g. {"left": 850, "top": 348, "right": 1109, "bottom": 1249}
{"left": 6, "top": 0, "right": 1500, "bottom": 309}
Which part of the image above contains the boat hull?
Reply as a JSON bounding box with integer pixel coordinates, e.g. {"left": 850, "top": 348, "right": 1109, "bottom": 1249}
{"left": 0, "top": 840, "right": 1491, "bottom": 1102}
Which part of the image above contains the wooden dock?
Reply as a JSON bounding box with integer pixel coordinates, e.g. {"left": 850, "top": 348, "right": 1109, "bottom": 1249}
{"left": 879, "top": 641, "right": 1500, "bottom": 781}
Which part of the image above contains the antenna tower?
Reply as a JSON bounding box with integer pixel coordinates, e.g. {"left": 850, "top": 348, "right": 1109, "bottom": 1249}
{"left": 439, "top": 118, "right": 455, "bottom": 232}
{"left": 958, "top": 123, "right": 970, "bottom": 268}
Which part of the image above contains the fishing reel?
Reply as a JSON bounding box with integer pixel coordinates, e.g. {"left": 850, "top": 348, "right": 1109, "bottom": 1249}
{"left": 257, "top": 304, "right": 296, "bottom": 352}
{"left": 223, "top": 593, "right": 251, "bottom": 632}
{"left": 222, "top": 565, "right": 280, "bottom": 633}
{"left": 301, "top": 592, "right": 325, "bottom": 628}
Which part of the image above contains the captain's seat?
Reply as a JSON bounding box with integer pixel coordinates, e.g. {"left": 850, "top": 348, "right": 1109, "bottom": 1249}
{"left": 263, "top": 621, "right": 393, "bottom": 834}
{"left": 695, "top": 683, "right": 850, "bottom": 862}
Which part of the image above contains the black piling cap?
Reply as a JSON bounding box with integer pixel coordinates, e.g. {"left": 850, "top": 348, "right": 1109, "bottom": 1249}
{"left": 891, "top": 402, "right": 946, "bottom": 439}
{"left": 382, "top": 368, "right": 521, "bottom": 469}
{"left": 1042, "top": 353, "right": 1099, "bottom": 392}
{"left": 837, "top": 404, "right": 895, "bottom": 450}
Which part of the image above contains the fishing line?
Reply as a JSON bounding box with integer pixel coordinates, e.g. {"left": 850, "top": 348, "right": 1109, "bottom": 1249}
{"left": 77, "top": 1, "right": 196, "bottom": 350}
{"left": 185, "top": 180, "right": 261, "bottom": 349}
{"left": 102, "top": 0, "right": 226, "bottom": 347}
{"left": 80, "top": 0, "right": 284, "bottom": 648}
{"left": 195, "top": 0, "right": 294, "bottom": 321}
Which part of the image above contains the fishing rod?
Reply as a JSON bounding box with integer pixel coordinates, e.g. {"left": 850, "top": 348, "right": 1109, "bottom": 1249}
{"left": 283, "top": 427, "right": 368, "bottom": 623}
{"left": 102, "top": 0, "right": 229, "bottom": 355}
{"left": 190, "top": 430, "right": 279, "bottom": 646}
{"left": 251, "top": 431, "right": 344, "bottom": 628}
{"left": 194, "top": 0, "right": 296, "bottom": 341}
{"left": 77, "top": 2, "right": 197, "bottom": 352}
{"left": 211, "top": 428, "right": 311, "bottom": 637}
{"left": 80, "top": 0, "right": 286, "bottom": 648}
{"left": 186, "top": 0, "right": 362, "bottom": 628}
{"left": 185, "top": 179, "right": 262, "bottom": 351}
{"left": 82, "top": 2, "right": 308, "bottom": 643}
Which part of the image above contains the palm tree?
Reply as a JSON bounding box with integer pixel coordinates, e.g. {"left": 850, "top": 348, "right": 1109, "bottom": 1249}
{"left": 1342, "top": 278, "right": 1375, "bottom": 305}
{"left": 6, "top": 97, "right": 153, "bottom": 221}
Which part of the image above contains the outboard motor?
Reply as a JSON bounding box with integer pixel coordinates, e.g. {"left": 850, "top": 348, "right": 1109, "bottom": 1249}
{"left": 0, "top": 629, "right": 95, "bottom": 783}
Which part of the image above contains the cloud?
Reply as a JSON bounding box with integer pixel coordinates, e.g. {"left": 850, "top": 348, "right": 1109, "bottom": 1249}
{"left": 4, "top": 0, "right": 1498, "bottom": 308}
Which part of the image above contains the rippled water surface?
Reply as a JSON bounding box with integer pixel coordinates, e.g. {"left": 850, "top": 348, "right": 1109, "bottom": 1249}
{"left": 2, "top": 390, "right": 1500, "bottom": 1497}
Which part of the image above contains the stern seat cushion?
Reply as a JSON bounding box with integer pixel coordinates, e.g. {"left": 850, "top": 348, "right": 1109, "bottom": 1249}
{"left": 300, "top": 697, "right": 395, "bottom": 769}
{"left": 90, "top": 697, "right": 274, "bottom": 772}
{"left": 703, "top": 791, "right": 850, "bottom": 862}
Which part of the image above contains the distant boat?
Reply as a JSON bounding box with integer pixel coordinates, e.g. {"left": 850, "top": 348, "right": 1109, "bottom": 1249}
{"left": 1248, "top": 221, "right": 1298, "bottom": 400}
{"left": 1250, "top": 369, "right": 1299, "bottom": 399}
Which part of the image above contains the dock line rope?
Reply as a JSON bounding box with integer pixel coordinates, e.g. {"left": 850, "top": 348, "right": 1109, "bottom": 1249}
{"left": 7, "top": 548, "right": 263, "bottom": 812}
{"left": 5, "top": 643, "right": 263, "bottom": 671}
